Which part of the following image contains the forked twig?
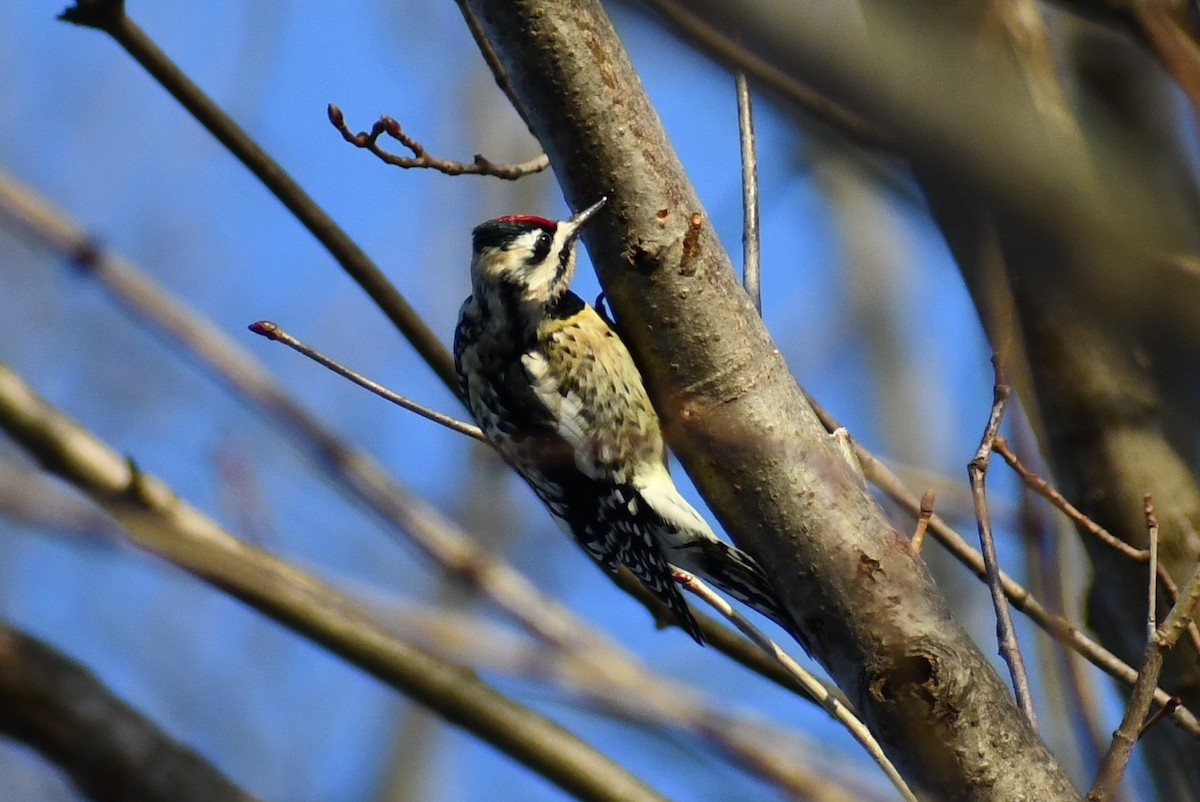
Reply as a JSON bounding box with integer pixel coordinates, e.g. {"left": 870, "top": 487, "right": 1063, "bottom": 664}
{"left": 328, "top": 104, "right": 549, "bottom": 180}
{"left": 994, "top": 435, "right": 1200, "bottom": 654}
{"left": 969, "top": 361, "right": 1037, "bottom": 729}
{"left": 1087, "top": 498, "right": 1177, "bottom": 801}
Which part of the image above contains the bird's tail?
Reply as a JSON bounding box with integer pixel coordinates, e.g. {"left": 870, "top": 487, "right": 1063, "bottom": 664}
{"left": 669, "top": 538, "right": 809, "bottom": 655}
{"left": 634, "top": 468, "right": 806, "bottom": 649}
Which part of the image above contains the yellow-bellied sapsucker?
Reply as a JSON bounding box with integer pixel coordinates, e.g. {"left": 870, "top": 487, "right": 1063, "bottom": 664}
{"left": 453, "top": 198, "right": 791, "bottom": 644}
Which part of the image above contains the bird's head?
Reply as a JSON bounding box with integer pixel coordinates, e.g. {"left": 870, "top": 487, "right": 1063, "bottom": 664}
{"left": 469, "top": 197, "right": 607, "bottom": 309}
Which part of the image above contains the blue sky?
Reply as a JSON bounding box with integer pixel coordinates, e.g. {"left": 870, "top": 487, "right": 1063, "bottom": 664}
{"left": 0, "top": 2, "right": 1090, "bottom": 800}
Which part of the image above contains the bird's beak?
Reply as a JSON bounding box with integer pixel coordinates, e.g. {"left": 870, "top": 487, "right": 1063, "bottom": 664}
{"left": 563, "top": 197, "right": 608, "bottom": 235}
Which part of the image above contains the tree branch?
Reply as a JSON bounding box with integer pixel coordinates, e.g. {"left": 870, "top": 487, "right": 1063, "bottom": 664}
{"left": 806, "top": 394, "right": 1200, "bottom": 739}
{"left": 1088, "top": 498, "right": 1200, "bottom": 801}
{"left": 327, "top": 105, "right": 549, "bottom": 179}
{"left": 968, "top": 363, "right": 1037, "bottom": 728}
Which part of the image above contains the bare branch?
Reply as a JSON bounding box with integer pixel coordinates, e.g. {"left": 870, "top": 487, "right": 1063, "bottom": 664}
{"left": 804, "top": 393, "right": 1200, "bottom": 739}
{"left": 1139, "top": 697, "right": 1183, "bottom": 741}
{"left": 1147, "top": 499, "right": 1160, "bottom": 641}
{"left": 909, "top": 489, "right": 935, "bottom": 555}
{"left": 1088, "top": 498, "right": 1169, "bottom": 801}
{"left": 249, "top": 321, "right": 484, "bottom": 441}
{"left": 453, "top": 0, "right": 537, "bottom": 132}
{"left": 734, "top": 73, "right": 761, "bottom": 311}
{"left": 995, "top": 434, "right": 1200, "bottom": 654}
{"left": 968, "top": 361, "right": 1037, "bottom": 729}
{"left": 368, "top": 598, "right": 870, "bottom": 801}
{"left": 328, "top": 105, "right": 549, "bottom": 180}
{"left": 1015, "top": 445, "right": 1113, "bottom": 777}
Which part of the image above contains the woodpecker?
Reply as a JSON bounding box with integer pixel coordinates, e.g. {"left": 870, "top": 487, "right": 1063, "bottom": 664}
{"left": 454, "top": 197, "right": 792, "bottom": 644}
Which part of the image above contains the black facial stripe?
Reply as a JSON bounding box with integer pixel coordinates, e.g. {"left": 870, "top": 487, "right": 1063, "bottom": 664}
{"left": 548, "top": 231, "right": 580, "bottom": 288}
{"left": 472, "top": 219, "right": 555, "bottom": 254}
{"left": 558, "top": 235, "right": 574, "bottom": 271}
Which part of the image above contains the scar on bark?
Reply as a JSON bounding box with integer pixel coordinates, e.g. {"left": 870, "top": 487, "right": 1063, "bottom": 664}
{"left": 679, "top": 212, "right": 702, "bottom": 276}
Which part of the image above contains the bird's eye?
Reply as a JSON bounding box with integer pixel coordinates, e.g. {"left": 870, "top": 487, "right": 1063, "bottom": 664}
{"left": 530, "top": 231, "right": 553, "bottom": 264}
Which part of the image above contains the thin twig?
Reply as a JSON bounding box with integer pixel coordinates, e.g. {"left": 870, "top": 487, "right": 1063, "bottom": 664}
{"left": 328, "top": 105, "right": 549, "bottom": 180}
{"left": 994, "top": 436, "right": 1154, "bottom": 561}
{"left": 249, "top": 321, "right": 484, "bottom": 441}
{"left": 995, "top": 435, "right": 1200, "bottom": 654}
{"left": 802, "top": 392, "right": 1200, "bottom": 738}
{"left": 910, "top": 489, "right": 934, "bottom": 554}
{"left": 1087, "top": 498, "right": 1170, "bottom": 802}
{"left": 968, "top": 361, "right": 1037, "bottom": 729}
{"left": 735, "top": 72, "right": 761, "bottom": 312}
{"left": 1139, "top": 697, "right": 1182, "bottom": 740}
{"left": 1147, "top": 499, "right": 1159, "bottom": 641}
{"left": 673, "top": 570, "right": 918, "bottom": 802}
{"left": 0, "top": 360, "right": 664, "bottom": 802}
{"left": 1158, "top": 544, "right": 1200, "bottom": 649}
{"left": 1014, "top": 423, "right": 1112, "bottom": 779}
{"left": 57, "top": 1, "right": 459, "bottom": 394}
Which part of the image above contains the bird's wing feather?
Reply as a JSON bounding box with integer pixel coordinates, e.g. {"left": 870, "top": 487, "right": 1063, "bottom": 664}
{"left": 596, "top": 483, "right": 704, "bottom": 643}
{"left": 520, "top": 299, "right": 664, "bottom": 483}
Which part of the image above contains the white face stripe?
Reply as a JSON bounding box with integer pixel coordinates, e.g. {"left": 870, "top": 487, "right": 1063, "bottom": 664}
{"left": 470, "top": 221, "right": 583, "bottom": 307}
